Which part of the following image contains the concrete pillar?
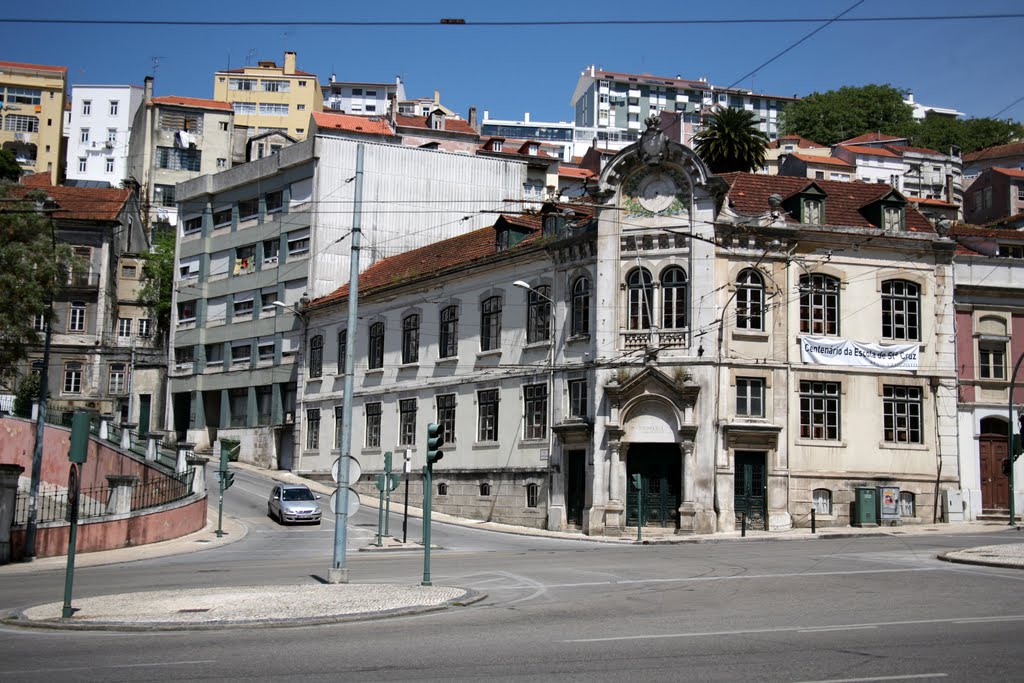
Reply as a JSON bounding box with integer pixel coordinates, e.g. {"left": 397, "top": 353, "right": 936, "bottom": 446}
{"left": 0, "top": 464, "right": 25, "bottom": 565}
{"left": 145, "top": 433, "right": 162, "bottom": 462}
{"left": 105, "top": 474, "right": 139, "bottom": 515}
{"left": 185, "top": 454, "right": 208, "bottom": 496}
{"left": 120, "top": 422, "right": 137, "bottom": 451}
{"left": 177, "top": 442, "right": 196, "bottom": 474}
{"left": 31, "top": 401, "right": 39, "bottom": 421}
{"left": 98, "top": 414, "right": 111, "bottom": 441}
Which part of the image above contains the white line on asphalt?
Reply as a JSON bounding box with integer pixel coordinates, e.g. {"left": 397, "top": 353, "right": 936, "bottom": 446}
{"left": 562, "top": 614, "right": 1024, "bottom": 643}
{"left": 792, "top": 674, "right": 947, "bottom": 683}
{"left": 1, "top": 660, "right": 218, "bottom": 675}
{"left": 953, "top": 615, "right": 1024, "bottom": 624}
{"left": 798, "top": 625, "right": 877, "bottom": 633}
{"left": 550, "top": 566, "right": 935, "bottom": 588}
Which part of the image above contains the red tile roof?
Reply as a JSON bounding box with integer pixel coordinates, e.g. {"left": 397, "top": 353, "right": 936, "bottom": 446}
{"left": 152, "top": 95, "right": 233, "bottom": 112}
{"left": 721, "top": 173, "right": 934, "bottom": 232}
{"left": 790, "top": 153, "right": 853, "bottom": 167}
{"left": 394, "top": 113, "right": 477, "bottom": 136}
{"left": 11, "top": 180, "right": 130, "bottom": 222}
{"left": 0, "top": 60, "right": 67, "bottom": 74}
{"left": 19, "top": 172, "right": 53, "bottom": 188}
{"left": 911, "top": 197, "right": 957, "bottom": 208}
{"left": 837, "top": 145, "right": 900, "bottom": 158}
{"left": 964, "top": 141, "right": 1024, "bottom": 163}
{"left": 312, "top": 111, "right": 395, "bottom": 136}
{"left": 769, "top": 134, "right": 824, "bottom": 149}
{"left": 884, "top": 144, "right": 942, "bottom": 156}
{"left": 559, "top": 167, "right": 596, "bottom": 179}
{"left": 837, "top": 132, "right": 906, "bottom": 145}
{"left": 950, "top": 222, "right": 1022, "bottom": 255}
{"left": 993, "top": 167, "right": 1024, "bottom": 179}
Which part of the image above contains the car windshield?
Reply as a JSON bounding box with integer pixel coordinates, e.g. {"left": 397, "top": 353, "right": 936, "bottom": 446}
{"left": 282, "top": 488, "right": 315, "bottom": 501}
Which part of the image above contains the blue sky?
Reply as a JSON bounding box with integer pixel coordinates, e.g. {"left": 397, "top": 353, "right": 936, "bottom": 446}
{"left": 3, "top": 1, "right": 1022, "bottom": 123}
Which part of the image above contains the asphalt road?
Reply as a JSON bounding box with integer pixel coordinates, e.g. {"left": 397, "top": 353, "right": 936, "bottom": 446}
{"left": 2, "top": 465, "right": 1023, "bottom": 682}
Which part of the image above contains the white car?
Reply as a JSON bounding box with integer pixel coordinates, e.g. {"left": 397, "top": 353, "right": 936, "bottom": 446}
{"left": 268, "top": 483, "right": 322, "bottom": 524}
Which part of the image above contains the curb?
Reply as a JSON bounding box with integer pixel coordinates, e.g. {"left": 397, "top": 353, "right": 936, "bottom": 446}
{"left": 937, "top": 553, "right": 1024, "bottom": 571}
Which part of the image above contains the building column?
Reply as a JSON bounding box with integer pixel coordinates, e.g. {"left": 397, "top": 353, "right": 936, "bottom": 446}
{"left": 0, "top": 464, "right": 25, "bottom": 565}
{"left": 105, "top": 474, "right": 139, "bottom": 515}
{"left": 678, "top": 440, "right": 698, "bottom": 534}
{"left": 247, "top": 385, "right": 257, "bottom": 428}
{"left": 606, "top": 440, "right": 625, "bottom": 529}
{"left": 220, "top": 389, "right": 230, "bottom": 429}
{"left": 190, "top": 391, "right": 206, "bottom": 429}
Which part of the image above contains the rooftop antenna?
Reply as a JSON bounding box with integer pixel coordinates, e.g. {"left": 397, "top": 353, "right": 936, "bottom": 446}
{"left": 150, "top": 56, "right": 164, "bottom": 78}
{"left": 245, "top": 48, "right": 257, "bottom": 66}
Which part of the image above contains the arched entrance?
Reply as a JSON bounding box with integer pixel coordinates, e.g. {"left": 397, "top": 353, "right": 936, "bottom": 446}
{"left": 626, "top": 443, "right": 681, "bottom": 528}
{"left": 979, "top": 416, "right": 1010, "bottom": 511}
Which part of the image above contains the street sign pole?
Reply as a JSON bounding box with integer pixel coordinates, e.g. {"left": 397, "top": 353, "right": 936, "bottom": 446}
{"left": 402, "top": 449, "right": 411, "bottom": 544}
{"left": 384, "top": 451, "right": 393, "bottom": 537}
{"left": 62, "top": 410, "right": 89, "bottom": 618}
{"left": 375, "top": 474, "right": 385, "bottom": 547}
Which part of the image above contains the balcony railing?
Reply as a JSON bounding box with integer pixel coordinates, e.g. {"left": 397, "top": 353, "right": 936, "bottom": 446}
{"left": 67, "top": 272, "right": 100, "bottom": 288}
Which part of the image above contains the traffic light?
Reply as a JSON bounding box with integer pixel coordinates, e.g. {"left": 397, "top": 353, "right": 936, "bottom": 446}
{"left": 426, "top": 422, "right": 445, "bottom": 465}
{"left": 221, "top": 470, "right": 235, "bottom": 489}
{"left": 631, "top": 473, "right": 642, "bottom": 489}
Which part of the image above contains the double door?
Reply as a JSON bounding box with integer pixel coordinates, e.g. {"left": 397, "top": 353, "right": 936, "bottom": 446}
{"left": 734, "top": 451, "right": 767, "bottom": 530}
{"left": 626, "top": 445, "right": 680, "bottom": 528}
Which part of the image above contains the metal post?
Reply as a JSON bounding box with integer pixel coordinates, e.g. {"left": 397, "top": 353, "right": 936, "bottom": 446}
{"left": 216, "top": 472, "right": 224, "bottom": 538}
{"left": 402, "top": 450, "right": 411, "bottom": 544}
{"left": 62, "top": 463, "right": 80, "bottom": 619}
{"left": 330, "top": 143, "right": 365, "bottom": 584}
{"left": 741, "top": 512, "right": 747, "bottom": 537}
{"left": 376, "top": 477, "right": 384, "bottom": 547}
{"left": 1008, "top": 352, "right": 1024, "bottom": 526}
{"left": 24, "top": 318, "right": 52, "bottom": 561}
{"left": 636, "top": 474, "right": 642, "bottom": 543}
{"left": 422, "top": 464, "right": 433, "bottom": 586}
{"left": 384, "top": 451, "right": 393, "bottom": 537}
{"left": 811, "top": 508, "right": 816, "bottom": 534}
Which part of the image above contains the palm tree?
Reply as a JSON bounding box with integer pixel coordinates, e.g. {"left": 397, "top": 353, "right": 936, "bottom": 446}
{"left": 693, "top": 108, "right": 770, "bottom": 174}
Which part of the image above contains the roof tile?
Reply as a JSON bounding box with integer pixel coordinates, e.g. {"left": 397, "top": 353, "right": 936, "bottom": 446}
{"left": 152, "top": 95, "right": 233, "bottom": 112}
{"left": 312, "top": 111, "right": 395, "bottom": 136}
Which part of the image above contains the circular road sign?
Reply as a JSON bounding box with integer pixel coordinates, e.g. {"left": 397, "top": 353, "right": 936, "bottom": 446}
{"left": 331, "top": 456, "right": 362, "bottom": 484}
{"left": 330, "top": 487, "right": 361, "bottom": 516}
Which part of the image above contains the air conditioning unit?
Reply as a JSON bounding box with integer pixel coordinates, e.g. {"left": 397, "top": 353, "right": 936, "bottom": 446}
{"left": 105, "top": 141, "right": 114, "bottom": 149}
{"left": 284, "top": 411, "right": 294, "bottom": 424}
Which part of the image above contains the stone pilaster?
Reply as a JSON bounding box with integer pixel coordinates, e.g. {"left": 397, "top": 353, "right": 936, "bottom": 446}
{"left": 105, "top": 474, "right": 139, "bottom": 515}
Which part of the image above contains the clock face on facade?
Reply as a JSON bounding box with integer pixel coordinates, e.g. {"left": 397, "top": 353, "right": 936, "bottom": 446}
{"left": 637, "top": 174, "right": 678, "bottom": 213}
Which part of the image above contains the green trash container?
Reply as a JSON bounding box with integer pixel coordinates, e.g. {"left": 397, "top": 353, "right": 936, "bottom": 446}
{"left": 853, "top": 487, "right": 878, "bottom": 527}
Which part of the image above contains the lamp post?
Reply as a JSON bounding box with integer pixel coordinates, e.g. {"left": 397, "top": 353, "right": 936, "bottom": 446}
{"left": 513, "top": 280, "right": 559, "bottom": 527}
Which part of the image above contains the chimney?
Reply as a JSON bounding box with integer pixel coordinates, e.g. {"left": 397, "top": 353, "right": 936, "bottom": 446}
{"left": 330, "top": 73, "right": 336, "bottom": 84}
{"left": 388, "top": 93, "right": 397, "bottom": 128}
{"left": 143, "top": 76, "right": 153, "bottom": 104}
{"left": 284, "top": 51, "right": 297, "bottom": 75}
{"left": 468, "top": 106, "right": 477, "bottom": 130}
{"left": 433, "top": 90, "right": 440, "bottom": 106}
{"left": 524, "top": 112, "right": 530, "bottom": 123}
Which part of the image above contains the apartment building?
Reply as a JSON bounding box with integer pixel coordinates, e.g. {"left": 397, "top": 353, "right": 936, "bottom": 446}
{"left": 65, "top": 84, "right": 144, "bottom": 186}
{"left": 0, "top": 60, "right": 67, "bottom": 183}
{"left": 322, "top": 75, "right": 404, "bottom": 115}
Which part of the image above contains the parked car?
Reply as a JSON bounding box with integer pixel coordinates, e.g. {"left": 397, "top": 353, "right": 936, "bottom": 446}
{"left": 268, "top": 483, "right": 322, "bottom": 525}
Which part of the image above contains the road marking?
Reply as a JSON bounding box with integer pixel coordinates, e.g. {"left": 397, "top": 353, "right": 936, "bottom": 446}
{"left": 798, "top": 625, "right": 877, "bottom": 633}
{"left": 953, "top": 615, "right": 1024, "bottom": 624}
{"left": 792, "top": 674, "right": 947, "bottom": 683}
{"left": 1, "top": 660, "right": 217, "bottom": 675}
{"left": 550, "top": 566, "right": 935, "bottom": 589}
{"left": 562, "top": 614, "right": 1024, "bottom": 643}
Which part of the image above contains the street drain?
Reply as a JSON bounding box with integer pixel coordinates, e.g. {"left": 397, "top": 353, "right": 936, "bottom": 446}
{"left": 178, "top": 608, "right": 211, "bottom": 613}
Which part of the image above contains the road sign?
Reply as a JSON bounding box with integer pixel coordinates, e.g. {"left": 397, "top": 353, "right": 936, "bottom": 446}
{"left": 331, "top": 456, "right": 362, "bottom": 484}
{"left": 330, "top": 487, "right": 361, "bottom": 516}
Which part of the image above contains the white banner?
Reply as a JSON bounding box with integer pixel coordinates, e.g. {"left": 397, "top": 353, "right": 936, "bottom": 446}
{"left": 799, "top": 337, "right": 919, "bottom": 371}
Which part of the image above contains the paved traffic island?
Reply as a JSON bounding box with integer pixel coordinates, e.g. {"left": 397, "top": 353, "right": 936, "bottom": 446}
{"left": 9, "top": 584, "right": 484, "bottom": 631}
{"left": 939, "top": 543, "right": 1024, "bottom": 571}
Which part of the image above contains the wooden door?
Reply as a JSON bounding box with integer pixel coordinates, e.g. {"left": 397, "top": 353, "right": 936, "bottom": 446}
{"left": 565, "top": 450, "right": 586, "bottom": 526}
{"left": 980, "top": 436, "right": 1010, "bottom": 511}
{"left": 734, "top": 451, "right": 767, "bottom": 530}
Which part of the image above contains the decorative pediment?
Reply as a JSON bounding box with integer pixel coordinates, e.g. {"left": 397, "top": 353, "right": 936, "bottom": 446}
{"left": 605, "top": 366, "right": 700, "bottom": 443}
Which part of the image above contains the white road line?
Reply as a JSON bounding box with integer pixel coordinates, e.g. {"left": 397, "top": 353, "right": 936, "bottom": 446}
{"left": 562, "top": 614, "right": 1024, "bottom": 643}
{"left": 1, "top": 660, "right": 218, "bottom": 675}
{"left": 792, "top": 674, "right": 947, "bottom": 683}
{"left": 798, "top": 625, "right": 877, "bottom": 633}
{"left": 550, "top": 566, "right": 935, "bottom": 589}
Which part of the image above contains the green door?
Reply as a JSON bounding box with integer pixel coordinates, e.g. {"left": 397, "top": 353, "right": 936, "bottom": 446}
{"left": 565, "top": 450, "right": 586, "bottom": 527}
{"left": 626, "top": 445, "right": 681, "bottom": 528}
{"left": 138, "top": 394, "right": 151, "bottom": 436}
{"left": 734, "top": 451, "right": 767, "bottom": 530}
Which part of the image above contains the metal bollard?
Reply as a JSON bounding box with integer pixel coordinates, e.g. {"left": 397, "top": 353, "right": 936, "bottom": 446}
{"left": 811, "top": 508, "right": 817, "bottom": 534}
{"left": 741, "top": 512, "right": 746, "bottom": 537}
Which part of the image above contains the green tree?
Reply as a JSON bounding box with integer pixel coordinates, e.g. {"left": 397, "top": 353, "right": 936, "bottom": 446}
{"left": 911, "top": 115, "right": 1024, "bottom": 154}
{"left": 694, "top": 108, "right": 770, "bottom": 174}
{"left": 779, "top": 84, "right": 916, "bottom": 147}
{"left": 139, "top": 224, "right": 177, "bottom": 342}
{"left": 0, "top": 186, "right": 74, "bottom": 391}
{"left": 0, "top": 149, "right": 22, "bottom": 182}
{"left": 12, "top": 372, "right": 40, "bottom": 417}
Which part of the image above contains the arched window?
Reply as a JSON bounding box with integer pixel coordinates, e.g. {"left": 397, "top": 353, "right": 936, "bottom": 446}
{"left": 480, "top": 482, "right": 492, "bottom": 497}
{"left": 571, "top": 276, "right": 591, "bottom": 337}
{"left": 439, "top": 305, "right": 459, "bottom": 358}
{"left": 736, "top": 269, "right": 765, "bottom": 331}
{"left": 881, "top": 279, "right": 920, "bottom": 341}
{"left": 661, "top": 267, "right": 688, "bottom": 329}
{"left": 899, "top": 491, "right": 915, "bottom": 517}
{"left": 437, "top": 482, "right": 448, "bottom": 496}
{"left": 368, "top": 322, "right": 385, "bottom": 369}
{"left": 308, "top": 335, "right": 323, "bottom": 377}
{"left": 336, "top": 329, "right": 347, "bottom": 373}
{"left": 480, "top": 296, "right": 502, "bottom": 351}
{"left": 626, "top": 268, "right": 653, "bottom": 330}
{"left": 402, "top": 313, "right": 420, "bottom": 364}
{"left": 812, "top": 488, "right": 832, "bottom": 515}
{"left": 799, "top": 273, "right": 840, "bottom": 336}
{"left": 526, "top": 285, "right": 552, "bottom": 344}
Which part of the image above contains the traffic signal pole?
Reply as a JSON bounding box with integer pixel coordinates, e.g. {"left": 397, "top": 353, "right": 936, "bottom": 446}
{"left": 423, "top": 423, "right": 445, "bottom": 586}
{"left": 1008, "top": 352, "right": 1024, "bottom": 526}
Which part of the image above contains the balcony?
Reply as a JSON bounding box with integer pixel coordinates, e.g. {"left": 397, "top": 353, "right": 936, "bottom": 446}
{"left": 67, "top": 272, "right": 100, "bottom": 289}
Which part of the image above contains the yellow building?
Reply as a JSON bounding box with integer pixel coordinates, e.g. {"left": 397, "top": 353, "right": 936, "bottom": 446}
{"left": 212, "top": 52, "right": 321, "bottom": 141}
{"left": 1, "top": 60, "right": 67, "bottom": 183}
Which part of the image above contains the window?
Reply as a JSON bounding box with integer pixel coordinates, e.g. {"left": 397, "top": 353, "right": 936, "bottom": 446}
{"left": 881, "top": 280, "right": 920, "bottom": 341}
{"left": 108, "top": 363, "right": 126, "bottom": 394}
{"left": 105, "top": 157, "right": 115, "bottom": 173}
{"left": 154, "top": 184, "right": 176, "bottom": 207}
{"left": 80, "top": 128, "right": 90, "bottom": 143}
{"left": 979, "top": 340, "right": 1006, "bottom": 380}
{"left": 265, "top": 190, "right": 284, "bottom": 214}
{"left": 883, "top": 385, "right": 923, "bottom": 444}
{"left": 439, "top": 306, "right": 459, "bottom": 358}
{"left": 306, "top": 409, "right": 321, "bottom": 449}
{"left": 883, "top": 206, "right": 904, "bottom": 231}
{"left": 399, "top": 399, "right": 417, "bottom": 446}
{"left": 524, "top": 383, "right": 548, "bottom": 440}
{"left": 437, "top": 394, "right": 456, "bottom": 443}
{"left": 68, "top": 301, "right": 86, "bottom": 332}
{"left": 480, "top": 482, "right": 492, "bottom": 496}
{"left": 256, "top": 387, "right": 272, "bottom": 425}
{"left": 526, "top": 286, "right": 552, "bottom": 343}
{"left": 77, "top": 158, "right": 86, "bottom": 173}
{"left": 8, "top": 87, "right": 41, "bottom": 105}
{"left": 109, "top": 100, "right": 119, "bottom": 116}
{"left": 81, "top": 100, "right": 91, "bottom": 115}
{"left": 118, "top": 318, "right": 131, "bottom": 337}
{"left": 326, "top": 404, "right": 342, "bottom": 448}
{"left": 183, "top": 216, "right": 203, "bottom": 234}
{"left": 33, "top": 313, "right": 46, "bottom": 332}
{"left": 258, "top": 340, "right": 275, "bottom": 362}
{"left": 736, "top": 378, "right": 765, "bottom": 418}
{"left": 233, "top": 102, "right": 257, "bottom": 115}
{"left": 177, "top": 300, "right": 196, "bottom": 323}
{"left": 799, "top": 381, "right": 840, "bottom": 440}
{"left": 478, "top": 389, "right": 499, "bottom": 442}
{"left": 174, "top": 347, "right": 194, "bottom": 367}
{"left": 309, "top": 335, "right": 323, "bottom": 377}
{"left": 627, "top": 268, "right": 653, "bottom": 330}
{"left": 138, "top": 318, "right": 151, "bottom": 338}
{"left": 526, "top": 483, "right": 539, "bottom": 508}
{"left": 438, "top": 483, "right": 448, "bottom": 496}
{"left": 238, "top": 197, "right": 259, "bottom": 220}
{"left": 287, "top": 229, "right": 310, "bottom": 256}
{"left": 231, "top": 343, "right": 251, "bottom": 365}
{"left": 568, "top": 378, "right": 588, "bottom": 419}
{"left": 812, "top": 489, "right": 832, "bottom": 515}
{"left": 364, "top": 321, "right": 384, "bottom": 370}
{"left": 227, "top": 389, "right": 248, "bottom": 426}
{"left": 899, "top": 491, "right": 915, "bottom": 517}
{"left": 661, "top": 267, "right": 688, "bottom": 329}
{"left": 736, "top": 269, "right": 765, "bottom": 331}
{"left": 63, "top": 362, "right": 82, "bottom": 394}
{"left": 1018, "top": 184, "right": 1024, "bottom": 201}
{"left": 259, "top": 103, "right": 289, "bottom": 116}
{"left": 804, "top": 199, "right": 823, "bottom": 225}
{"left": 156, "top": 147, "right": 202, "bottom": 171}
{"left": 402, "top": 314, "right": 420, "bottom": 364}
{"left": 205, "top": 343, "right": 224, "bottom": 366}
{"left": 4, "top": 115, "right": 39, "bottom": 132}
{"left": 232, "top": 297, "right": 254, "bottom": 317}
{"left": 335, "top": 329, "right": 348, "bottom": 373}
{"left": 229, "top": 78, "right": 257, "bottom": 91}
{"left": 263, "top": 238, "right": 280, "bottom": 263}
{"left": 261, "top": 80, "right": 290, "bottom": 92}
{"left": 213, "top": 207, "right": 232, "bottom": 228}
{"left": 799, "top": 274, "right": 840, "bottom": 336}
{"left": 480, "top": 296, "right": 502, "bottom": 351}
{"left": 365, "top": 403, "right": 382, "bottom": 448}
{"left": 570, "top": 276, "right": 591, "bottom": 336}
{"left": 159, "top": 109, "right": 203, "bottom": 132}
{"left": 217, "top": 158, "right": 227, "bottom": 170}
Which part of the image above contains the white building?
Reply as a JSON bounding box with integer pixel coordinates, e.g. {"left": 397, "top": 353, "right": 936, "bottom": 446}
{"left": 65, "top": 84, "right": 144, "bottom": 186}
{"left": 322, "top": 75, "right": 405, "bottom": 115}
